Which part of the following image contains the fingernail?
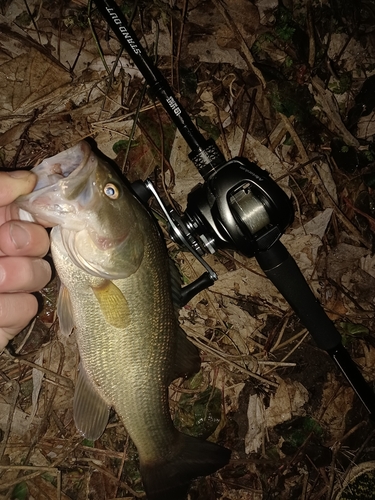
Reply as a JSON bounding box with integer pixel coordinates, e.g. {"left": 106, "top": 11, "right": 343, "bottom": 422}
{"left": 7, "top": 170, "right": 33, "bottom": 179}
{"left": 0, "top": 265, "right": 4, "bottom": 285}
{"left": 34, "top": 258, "right": 52, "bottom": 285}
{"left": 9, "top": 223, "right": 31, "bottom": 250}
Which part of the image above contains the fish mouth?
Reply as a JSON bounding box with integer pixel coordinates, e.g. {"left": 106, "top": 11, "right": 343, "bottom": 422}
{"left": 17, "top": 142, "right": 97, "bottom": 227}
{"left": 33, "top": 142, "right": 93, "bottom": 190}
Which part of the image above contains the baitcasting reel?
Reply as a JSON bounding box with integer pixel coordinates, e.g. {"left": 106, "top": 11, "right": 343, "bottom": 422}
{"left": 133, "top": 155, "right": 293, "bottom": 263}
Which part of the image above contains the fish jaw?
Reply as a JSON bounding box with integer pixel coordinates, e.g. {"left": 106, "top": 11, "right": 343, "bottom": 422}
{"left": 16, "top": 142, "right": 97, "bottom": 231}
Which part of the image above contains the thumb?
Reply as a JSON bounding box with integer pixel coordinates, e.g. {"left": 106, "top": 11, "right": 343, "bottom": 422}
{"left": 0, "top": 171, "right": 37, "bottom": 206}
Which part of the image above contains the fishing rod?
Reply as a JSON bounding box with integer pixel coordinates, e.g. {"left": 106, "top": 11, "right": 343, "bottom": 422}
{"left": 93, "top": 0, "right": 375, "bottom": 419}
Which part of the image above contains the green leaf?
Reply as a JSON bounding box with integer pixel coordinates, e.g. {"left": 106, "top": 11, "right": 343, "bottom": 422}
{"left": 284, "top": 416, "right": 323, "bottom": 448}
{"left": 339, "top": 322, "right": 369, "bottom": 347}
{"left": 329, "top": 72, "right": 352, "bottom": 94}
{"left": 174, "top": 382, "right": 223, "bottom": 439}
{"left": 113, "top": 139, "right": 132, "bottom": 155}
{"left": 82, "top": 438, "right": 94, "bottom": 447}
{"left": 11, "top": 482, "right": 28, "bottom": 500}
{"left": 339, "top": 322, "right": 369, "bottom": 336}
{"left": 196, "top": 116, "right": 220, "bottom": 141}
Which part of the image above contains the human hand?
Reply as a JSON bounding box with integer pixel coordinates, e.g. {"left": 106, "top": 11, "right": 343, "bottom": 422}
{"left": 0, "top": 171, "right": 51, "bottom": 352}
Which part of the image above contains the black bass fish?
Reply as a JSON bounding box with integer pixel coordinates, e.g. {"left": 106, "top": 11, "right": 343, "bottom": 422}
{"left": 16, "top": 141, "right": 230, "bottom": 499}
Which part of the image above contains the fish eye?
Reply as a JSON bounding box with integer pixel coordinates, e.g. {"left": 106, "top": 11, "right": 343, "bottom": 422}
{"left": 104, "top": 183, "right": 119, "bottom": 199}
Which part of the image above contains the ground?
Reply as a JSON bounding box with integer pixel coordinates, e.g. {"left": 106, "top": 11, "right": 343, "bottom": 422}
{"left": 1, "top": 0, "right": 375, "bottom": 499}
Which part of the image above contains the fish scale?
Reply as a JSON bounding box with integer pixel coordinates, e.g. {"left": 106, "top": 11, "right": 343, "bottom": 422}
{"left": 53, "top": 221, "right": 177, "bottom": 458}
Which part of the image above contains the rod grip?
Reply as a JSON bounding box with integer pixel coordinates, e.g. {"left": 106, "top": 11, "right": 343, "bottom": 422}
{"left": 256, "top": 241, "right": 341, "bottom": 351}
{"left": 257, "top": 241, "right": 375, "bottom": 418}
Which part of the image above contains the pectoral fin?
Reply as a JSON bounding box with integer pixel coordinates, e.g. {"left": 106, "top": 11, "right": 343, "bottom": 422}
{"left": 91, "top": 280, "right": 130, "bottom": 329}
{"left": 73, "top": 363, "right": 110, "bottom": 441}
{"left": 56, "top": 283, "right": 75, "bottom": 336}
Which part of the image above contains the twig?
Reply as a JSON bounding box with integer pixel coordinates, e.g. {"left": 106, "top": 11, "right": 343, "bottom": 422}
{"left": 187, "top": 333, "right": 279, "bottom": 388}
{"left": 121, "top": 83, "right": 148, "bottom": 173}
{"left": 87, "top": 0, "right": 110, "bottom": 75}
{"left": 115, "top": 436, "right": 130, "bottom": 498}
{"left": 269, "top": 314, "right": 292, "bottom": 352}
{"left": 327, "top": 277, "right": 369, "bottom": 313}
{"left": 211, "top": 0, "right": 266, "bottom": 88}
{"left": 15, "top": 318, "right": 36, "bottom": 354}
{"left": 11, "top": 109, "right": 40, "bottom": 169}
{"left": 0, "top": 437, "right": 82, "bottom": 491}
{"left": 264, "top": 330, "right": 309, "bottom": 375}
{"left": 313, "top": 165, "right": 372, "bottom": 249}
{"left": 0, "top": 24, "right": 69, "bottom": 73}
{"left": 175, "top": 0, "right": 189, "bottom": 94}
{"left": 327, "top": 441, "right": 340, "bottom": 500}
{"left": 0, "top": 377, "right": 19, "bottom": 463}
{"left": 88, "top": 462, "right": 144, "bottom": 498}
{"left": 239, "top": 88, "right": 257, "bottom": 157}
{"left": 23, "top": 0, "right": 42, "bottom": 44}
{"left": 10, "top": 356, "right": 73, "bottom": 389}
{"left": 279, "top": 113, "right": 309, "bottom": 163}
{"left": 343, "top": 196, "right": 375, "bottom": 232}
{"left": 343, "top": 427, "right": 375, "bottom": 482}
{"left": 311, "top": 77, "right": 360, "bottom": 148}
{"left": 215, "top": 101, "right": 231, "bottom": 159}
{"left": 137, "top": 118, "right": 175, "bottom": 182}
{"left": 306, "top": 0, "right": 316, "bottom": 68}
{"left": 258, "top": 361, "right": 296, "bottom": 367}
{"left": 270, "top": 328, "right": 309, "bottom": 353}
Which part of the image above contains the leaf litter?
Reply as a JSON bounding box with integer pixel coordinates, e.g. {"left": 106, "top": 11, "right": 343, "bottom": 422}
{"left": 1, "top": 0, "right": 375, "bottom": 498}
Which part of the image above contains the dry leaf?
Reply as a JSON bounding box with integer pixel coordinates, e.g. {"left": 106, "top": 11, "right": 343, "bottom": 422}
{"left": 245, "top": 378, "right": 309, "bottom": 453}
{"left": 245, "top": 393, "right": 265, "bottom": 453}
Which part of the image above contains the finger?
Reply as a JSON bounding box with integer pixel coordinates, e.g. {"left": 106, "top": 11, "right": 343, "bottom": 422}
{"left": 2, "top": 203, "right": 53, "bottom": 229}
{"left": 0, "top": 293, "right": 38, "bottom": 351}
{"left": 0, "top": 221, "right": 50, "bottom": 257}
{"left": 0, "top": 257, "right": 51, "bottom": 293}
{"left": 0, "top": 171, "right": 37, "bottom": 207}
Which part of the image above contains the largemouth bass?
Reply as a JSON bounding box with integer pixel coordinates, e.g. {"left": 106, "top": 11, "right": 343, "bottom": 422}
{"left": 16, "top": 141, "right": 230, "bottom": 499}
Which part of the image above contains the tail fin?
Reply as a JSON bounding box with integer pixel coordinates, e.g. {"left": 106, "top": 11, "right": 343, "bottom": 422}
{"left": 140, "top": 433, "right": 230, "bottom": 500}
